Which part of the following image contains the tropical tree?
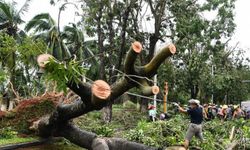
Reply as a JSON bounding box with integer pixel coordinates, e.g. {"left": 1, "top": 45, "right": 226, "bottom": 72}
{"left": 164, "top": 0, "right": 236, "bottom": 100}
{"left": 25, "top": 13, "right": 71, "bottom": 60}
{"left": 0, "top": 0, "right": 32, "bottom": 100}
{"left": 61, "top": 23, "right": 84, "bottom": 59}
{"left": 0, "top": 0, "right": 30, "bottom": 36}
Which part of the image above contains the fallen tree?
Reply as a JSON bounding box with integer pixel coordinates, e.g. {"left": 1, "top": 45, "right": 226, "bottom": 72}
{"left": 33, "top": 41, "right": 176, "bottom": 150}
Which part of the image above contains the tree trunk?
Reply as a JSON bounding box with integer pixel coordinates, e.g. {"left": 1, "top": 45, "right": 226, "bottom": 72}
{"left": 96, "top": 5, "right": 113, "bottom": 123}
{"left": 59, "top": 123, "right": 157, "bottom": 150}
{"left": 190, "top": 84, "right": 199, "bottom": 99}
{"left": 139, "top": 98, "right": 148, "bottom": 113}
{"left": 34, "top": 42, "right": 176, "bottom": 149}
{"left": 102, "top": 102, "right": 113, "bottom": 123}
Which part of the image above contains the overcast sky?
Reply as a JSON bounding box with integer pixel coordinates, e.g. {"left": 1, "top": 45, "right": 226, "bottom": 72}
{"left": 8, "top": 0, "right": 250, "bottom": 58}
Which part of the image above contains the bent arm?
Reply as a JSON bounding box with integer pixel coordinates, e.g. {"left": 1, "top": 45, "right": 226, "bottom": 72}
{"left": 178, "top": 106, "right": 187, "bottom": 114}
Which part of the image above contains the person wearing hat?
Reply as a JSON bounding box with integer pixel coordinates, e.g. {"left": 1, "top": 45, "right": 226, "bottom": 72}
{"left": 148, "top": 105, "right": 157, "bottom": 122}
{"left": 218, "top": 105, "right": 228, "bottom": 121}
{"left": 232, "top": 105, "right": 244, "bottom": 119}
{"left": 174, "top": 99, "right": 204, "bottom": 149}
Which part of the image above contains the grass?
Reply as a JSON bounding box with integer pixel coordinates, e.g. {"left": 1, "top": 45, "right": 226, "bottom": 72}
{"left": 74, "top": 102, "right": 250, "bottom": 149}
{"left": 0, "top": 137, "right": 36, "bottom": 146}
{"left": 15, "top": 139, "right": 85, "bottom": 150}
{"left": 0, "top": 137, "right": 84, "bottom": 150}
{"left": 74, "top": 101, "right": 146, "bottom": 138}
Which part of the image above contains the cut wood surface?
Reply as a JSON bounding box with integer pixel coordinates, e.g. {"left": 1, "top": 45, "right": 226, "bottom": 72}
{"left": 132, "top": 41, "right": 142, "bottom": 53}
{"left": 141, "top": 85, "right": 160, "bottom": 96}
{"left": 92, "top": 80, "right": 111, "bottom": 104}
{"left": 37, "top": 54, "right": 53, "bottom": 68}
{"left": 34, "top": 42, "right": 176, "bottom": 149}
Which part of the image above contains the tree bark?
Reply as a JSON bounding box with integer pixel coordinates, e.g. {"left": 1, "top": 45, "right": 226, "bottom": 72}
{"left": 59, "top": 123, "right": 157, "bottom": 150}
{"left": 190, "top": 84, "right": 199, "bottom": 99}
{"left": 34, "top": 42, "right": 176, "bottom": 149}
{"left": 102, "top": 102, "right": 113, "bottom": 123}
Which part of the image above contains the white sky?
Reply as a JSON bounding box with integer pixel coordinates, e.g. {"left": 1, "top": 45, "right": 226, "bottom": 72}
{"left": 8, "top": 0, "right": 250, "bottom": 58}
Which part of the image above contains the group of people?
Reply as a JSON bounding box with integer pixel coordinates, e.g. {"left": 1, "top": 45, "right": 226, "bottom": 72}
{"left": 203, "top": 103, "right": 247, "bottom": 121}
{"left": 174, "top": 101, "right": 249, "bottom": 149}
{"left": 148, "top": 99, "right": 248, "bottom": 149}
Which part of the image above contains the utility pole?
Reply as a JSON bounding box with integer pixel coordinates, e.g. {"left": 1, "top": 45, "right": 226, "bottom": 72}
{"left": 211, "top": 65, "right": 214, "bottom": 104}
{"left": 163, "top": 82, "right": 168, "bottom": 113}
{"left": 153, "top": 75, "right": 157, "bottom": 111}
{"left": 153, "top": 45, "right": 159, "bottom": 111}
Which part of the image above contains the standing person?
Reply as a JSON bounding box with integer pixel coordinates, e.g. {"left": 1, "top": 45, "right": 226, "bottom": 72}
{"left": 174, "top": 99, "right": 204, "bottom": 149}
{"left": 203, "top": 104, "right": 210, "bottom": 120}
{"left": 148, "top": 105, "right": 156, "bottom": 122}
{"left": 210, "top": 104, "right": 217, "bottom": 119}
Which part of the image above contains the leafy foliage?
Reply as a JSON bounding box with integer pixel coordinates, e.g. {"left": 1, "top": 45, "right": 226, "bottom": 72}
{"left": 95, "top": 125, "right": 114, "bottom": 137}
{"left": 74, "top": 104, "right": 250, "bottom": 149}
{"left": 44, "top": 58, "right": 87, "bottom": 92}
{"left": 0, "top": 127, "right": 17, "bottom": 139}
{"left": 124, "top": 115, "right": 250, "bottom": 149}
{"left": 0, "top": 32, "right": 46, "bottom": 96}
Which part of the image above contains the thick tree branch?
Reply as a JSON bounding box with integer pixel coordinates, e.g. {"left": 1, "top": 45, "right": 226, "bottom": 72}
{"left": 59, "top": 123, "right": 97, "bottom": 149}
{"left": 59, "top": 123, "right": 157, "bottom": 150}
{"left": 137, "top": 44, "right": 176, "bottom": 77}
{"left": 124, "top": 41, "right": 142, "bottom": 74}
{"left": 139, "top": 79, "right": 159, "bottom": 96}
{"left": 35, "top": 41, "right": 176, "bottom": 149}
{"left": 66, "top": 81, "right": 92, "bottom": 101}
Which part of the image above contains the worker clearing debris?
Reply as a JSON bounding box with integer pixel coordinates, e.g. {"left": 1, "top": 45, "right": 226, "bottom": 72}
{"left": 173, "top": 99, "right": 205, "bottom": 149}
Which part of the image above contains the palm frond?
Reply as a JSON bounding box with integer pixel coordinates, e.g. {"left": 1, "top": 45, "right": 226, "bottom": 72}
{"left": 34, "top": 21, "right": 52, "bottom": 32}
{"left": 0, "top": 1, "right": 24, "bottom": 25}
{"left": 0, "top": 21, "right": 9, "bottom": 30}
{"left": 17, "top": 0, "right": 32, "bottom": 16}
{"left": 0, "top": 2, "right": 13, "bottom": 21}
{"left": 25, "top": 13, "right": 55, "bottom": 32}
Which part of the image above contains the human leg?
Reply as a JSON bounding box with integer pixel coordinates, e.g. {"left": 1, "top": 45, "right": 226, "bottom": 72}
{"left": 184, "top": 124, "right": 195, "bottom": 148}
{"left": 195, "top": 125, "right": 204, "bottom": 141}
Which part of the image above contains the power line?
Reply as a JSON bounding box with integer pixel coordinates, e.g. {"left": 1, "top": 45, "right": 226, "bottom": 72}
{"left": 242, "top": 80, "right": 250, "bottom": 83}
{"left": 83, "top": 75, "right": 162, "bottom": 102}
{"left": 126, "top": 92, "right": 163, "bottom": 102}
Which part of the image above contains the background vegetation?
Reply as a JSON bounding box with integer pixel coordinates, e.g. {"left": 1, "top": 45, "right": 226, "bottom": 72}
{"left": 0, "top": 0, "right": 250, "bottom": 149}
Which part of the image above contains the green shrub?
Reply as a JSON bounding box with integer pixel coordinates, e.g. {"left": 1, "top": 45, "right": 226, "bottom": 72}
{"left": 0, "top": 127, "right": 18, "bottom": 139}
{"left": 95, "top": 125, "right": 114, "bottom": 137}
{"left": 125, "top": 129, "right": 144, "bottom": 142}
{"left": 124, "top": 115, "right": 250, "bottom": 149}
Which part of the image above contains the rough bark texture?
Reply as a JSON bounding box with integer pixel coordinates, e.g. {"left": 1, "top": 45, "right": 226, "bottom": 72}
{"left": 34, "top": 42, "right": 176, "bottom": 149}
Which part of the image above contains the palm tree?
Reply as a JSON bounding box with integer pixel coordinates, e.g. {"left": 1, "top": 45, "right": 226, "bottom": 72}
{"left": 0, "top": 0, "right": 31, "bottom": 36}
{"left": 0, "top": 0, "right": 31, "bottom": 109}
{"left": 61, "top": 23, "right": 85, "bottom": 59}
{"left": 25, "top": 13, "right": 71, "bottom": 60}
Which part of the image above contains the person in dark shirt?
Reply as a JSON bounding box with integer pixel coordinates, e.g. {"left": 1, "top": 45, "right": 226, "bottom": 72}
{"left": 174, "top": 99, "right": 204, "bottom": 149}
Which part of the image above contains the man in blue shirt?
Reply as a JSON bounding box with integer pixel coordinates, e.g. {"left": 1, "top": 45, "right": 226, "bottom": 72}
{"left": 174, "top": 99, "right": 204, "bottom": 149}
